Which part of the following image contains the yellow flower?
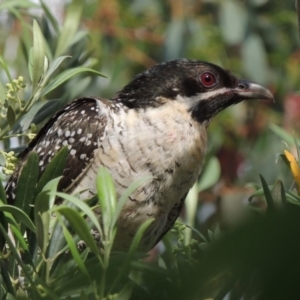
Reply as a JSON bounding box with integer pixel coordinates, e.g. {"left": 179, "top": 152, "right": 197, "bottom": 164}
{"left": 284, "top": 150, "right": 300, "bottom": 192}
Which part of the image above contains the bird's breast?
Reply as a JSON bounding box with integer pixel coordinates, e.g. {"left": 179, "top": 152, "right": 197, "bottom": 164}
{"left": 73, "top": 101, "right": 208, "bottom": 250}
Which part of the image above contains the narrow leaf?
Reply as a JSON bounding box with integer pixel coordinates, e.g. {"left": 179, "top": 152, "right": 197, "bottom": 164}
{"left": 55, "top": 0, "right": 83, "bottom": 57}
{"left": 40, "top": 67, "right": 106, "bottom": 98}
{"left": 269, "top": 123, "right": 295, "bottom": 145}
{"left": 198, "top": 156, "right": 221, "bottom": 191}
{"left": 271, "top": 180, "right": 285, "bottom": 207}
{"left": 40, "top": 0, "right": 59, "bottom": 33}
{"left": 0, "top": 177, "right": 7, "bottom": 204}
{"left": 14, "top": 152, "right": 39, "bottom": 215}
{"left": 96, "top": 167, "right": 116, "bottom": 239}
{"left": 59, "top": 219, "right": 90, "bottom": 279}
{"left": 34, "top": 190, "right": 50, "bottom": 252}
{"left": 96, "top": 167, "right": 116, "bottom": 216}
{"left": 111, "top": 176, "right": 152, "bottom": 229}
{"left": 54, "top": 192, "right": 101, "bottom": 234}
{"left": 32, "top": 20, "right": 46, "bottom": 92}
{"left": 0, "top": 81, "right": 6, "bottom": 103}
{"left": 42, "top": 55, "right": 71, "bottom": 85}
{"left": 7, "top": 105, "right": 16, "bottom": 128}
{"left": 259, "top": 174, "right": 275, "bottom": 211}
{"left": 53, "top": 206, "right": 99, "bottom": 256}
{"left": 0, "top": 205, "right": 35, "bottom": 232}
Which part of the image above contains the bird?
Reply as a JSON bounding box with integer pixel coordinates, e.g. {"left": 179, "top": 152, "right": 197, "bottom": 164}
{"left": 5, "top": 59, "right": 273, "bottom": 252}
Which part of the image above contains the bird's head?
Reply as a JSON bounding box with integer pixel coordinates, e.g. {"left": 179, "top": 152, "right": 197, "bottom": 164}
{"left": 116, "top": 59, "right": 273, "bottom": 123}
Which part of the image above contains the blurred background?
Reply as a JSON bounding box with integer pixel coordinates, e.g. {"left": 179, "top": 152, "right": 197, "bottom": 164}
{"left": 0, "top": 0, "right": 299, "bottom": 247}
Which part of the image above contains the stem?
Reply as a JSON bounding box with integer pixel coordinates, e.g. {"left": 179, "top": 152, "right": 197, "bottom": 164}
{"left": 297, "top": 0, "right": 300, "bottom": 41}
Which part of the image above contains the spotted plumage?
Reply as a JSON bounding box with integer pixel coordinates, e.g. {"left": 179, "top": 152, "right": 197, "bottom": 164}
{"left": 5, "top": 59, "right": 273, "bottom": 251}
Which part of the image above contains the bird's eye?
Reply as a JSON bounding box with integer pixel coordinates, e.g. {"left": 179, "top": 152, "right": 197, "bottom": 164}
{"left": 199, "top": 72, "right": 216, "bottom": 87}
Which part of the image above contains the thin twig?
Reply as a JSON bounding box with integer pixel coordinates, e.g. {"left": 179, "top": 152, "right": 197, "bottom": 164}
{"left": 296, "top": 0, "right": 300, "bottom": 41}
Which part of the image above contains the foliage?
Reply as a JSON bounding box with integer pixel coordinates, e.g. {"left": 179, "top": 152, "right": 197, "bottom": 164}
{"left": 0, "top": 0, "right": 300, "bottom": 299}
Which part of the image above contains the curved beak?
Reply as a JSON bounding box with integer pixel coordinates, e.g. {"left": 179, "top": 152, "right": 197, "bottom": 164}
{"left": 235, "top": 80, "right": 274, "bottom": 102}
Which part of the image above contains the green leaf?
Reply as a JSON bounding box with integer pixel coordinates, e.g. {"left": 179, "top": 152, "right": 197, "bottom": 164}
{"left": 53, "top": 206, "right": 99, "bottom": 257}
{"left": 31, "top": 20, "right": 46, "bottom": 92}
{"left": 40, "top": 67, "right": 106, "bottom": 98}
{"left": 0, "top": 54, "right": 13, "bottom": 83}
{"left": 17, "top": 101, "right": 45, "bottom": 132}
{"left": 42, "top": 55, "right": 71, "bottom": 85}
{"left": 54, "top": 192, "right": 101, "bottom": 234}
{"left": 15, "top": 151, "right": 39, "bottom": 217}
{"left": 0, "top": 205, "right": 35, "bottom": 232}
{"left": 59, "top": 218, "right": 90, "bottom": 279}
{"left": 42, "top": 177, "right": 62, "bottom": 208}
{"left": 35, "top": 146, "right": 68, "bottom": 196}
{"left": 185, "top": 182, "right": 198, "bottom": 244}
{"left": 259, "top": 174, "right": 275, "bottom": 211}
{"left": 0, "top": 81, "right": 6, "bottom": 103}
{"left": 34, "top": 190, "right": 50, "bottom": 253}
{"left": 55, "top": 0, "right": 83, "bottom": 57}
{"left": 40, "top": 0, "right": 59, "bottom": 33}
{"left": 111, "top": 176, "right": 152, "bottom": 230}
{"left": 0, "top": 0, "right": 38, "bottom": 10}
{"left": 198, "top": 156, "right": 221, "bottom": 191}
{"left": 7, "top": 105, "right": 16, "bottom": 129}
{"left": 10, "top": 223, "right": 29, "bottom": 251}
{"left": 0, "top": 176, "right": 7, "bottom": 204}
{"left": 114, "top": 283, "right": 133, "bottom": 300}
{"left": 271, "top": 180, "right": 286, "bottom": 207}
{"left": 269, "top": 123, "right": 296, "bottom": 145}
{"left": 96, "top": 167, "right": 117, "bottom": 237}
{"left": 111, "top": 218, "right": 154, "bottom": 290}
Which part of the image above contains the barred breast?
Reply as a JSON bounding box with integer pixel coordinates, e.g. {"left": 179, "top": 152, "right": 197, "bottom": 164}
{"left": 72, "top": 100, "right": 208, "bottom": 251}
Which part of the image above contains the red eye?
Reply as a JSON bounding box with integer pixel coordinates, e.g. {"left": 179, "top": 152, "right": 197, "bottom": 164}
{"left": 200, "top": 72, "right": 216, "bottom": 87}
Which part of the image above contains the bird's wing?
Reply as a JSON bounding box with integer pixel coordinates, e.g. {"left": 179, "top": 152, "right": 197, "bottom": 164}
{"left": 5, "top": 97, "right": 108, "bottom": 204}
